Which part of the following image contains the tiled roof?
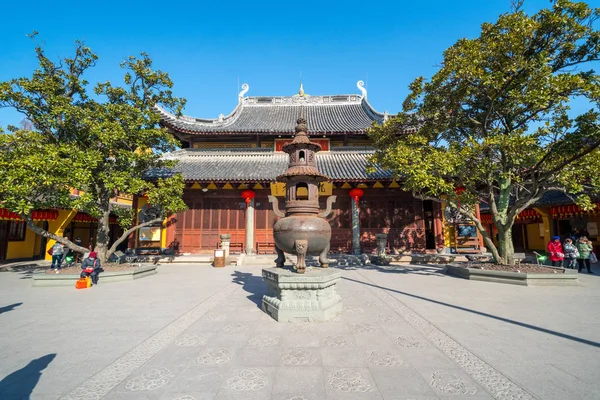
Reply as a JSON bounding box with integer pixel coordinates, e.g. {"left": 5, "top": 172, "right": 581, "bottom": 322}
{"left": 158, "top": 147, "right": 391, "bottom": 182}
{"left": 156, "top": 81, "right": 387, "bottom": 135}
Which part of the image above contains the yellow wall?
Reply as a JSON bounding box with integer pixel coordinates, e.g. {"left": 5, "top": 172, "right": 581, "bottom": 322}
{"left": 44, "top": 209, "right": 77, "bottom": 260}
{"left": 525, "top": 223, "right": 546, "bottom": 251}
{"left": 6, "top": 228, "right": 36, "bottom": 259}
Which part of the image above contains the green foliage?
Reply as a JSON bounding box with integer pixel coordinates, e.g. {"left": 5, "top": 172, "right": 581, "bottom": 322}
{"left": 368, "top": 1, "right": 600, "bottom": 263}
{"left": 0, "top": 33, "right": 187, "bottom": 260}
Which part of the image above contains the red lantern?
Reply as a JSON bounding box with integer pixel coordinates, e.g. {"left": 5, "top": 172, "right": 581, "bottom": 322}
{"left": 241, "top": 190, "right": 255, "bottom": 205}
{"left": 454, "top": 186, "right": 467, "bottom": 207}
{"left": 349, "top": 188, "right": 364, "bottom": 206}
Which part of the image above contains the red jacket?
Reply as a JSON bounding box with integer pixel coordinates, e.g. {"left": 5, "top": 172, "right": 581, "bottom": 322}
{"left": 547, "top": 241, "right": 564, "bottom": 261}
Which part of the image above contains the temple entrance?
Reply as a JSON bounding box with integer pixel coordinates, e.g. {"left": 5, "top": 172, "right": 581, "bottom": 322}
{"left": 175, "top": 194, "right": 246, "bottom": 253}
{"left": 423, "top": 200, "right": 436, "bottom": 250}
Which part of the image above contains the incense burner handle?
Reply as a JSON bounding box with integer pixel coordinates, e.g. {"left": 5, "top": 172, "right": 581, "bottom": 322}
{"left": 318, "top": 195, "right": 337, "bottom": 218}
{"left": 268, "top": 195, "right": 286, "bottom": 218}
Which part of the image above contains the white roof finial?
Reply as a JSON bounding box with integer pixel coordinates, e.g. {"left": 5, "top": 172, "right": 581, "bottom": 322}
{"left": 238, "top": 83, "right": 249, "bottom": 100}
{"left": 357, "top": 80, "right": 367, "bottom": 99}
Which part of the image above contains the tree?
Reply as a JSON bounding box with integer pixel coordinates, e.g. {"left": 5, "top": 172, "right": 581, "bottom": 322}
{"left": 368, "top": 1, "right": 600, "bottom": 264}
{"left": 0, "top": 33, "right": 187, "bottom": 262}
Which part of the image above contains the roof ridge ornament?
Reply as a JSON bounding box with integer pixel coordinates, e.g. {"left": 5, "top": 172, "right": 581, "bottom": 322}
{"left": 357, "top": 80, "right": 367, "bottom": 99}
{"left": 238, "top": 83, "right": 250, "bottom": 100}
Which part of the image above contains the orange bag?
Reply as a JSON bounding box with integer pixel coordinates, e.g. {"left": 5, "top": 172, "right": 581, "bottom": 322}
{"left": 75, "top": 278, "right": 88, "bottom": 289}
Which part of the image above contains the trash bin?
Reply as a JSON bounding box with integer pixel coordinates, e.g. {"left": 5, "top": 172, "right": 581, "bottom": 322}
{"left": 213, "top": 249, "right": 226, "bottom": 268}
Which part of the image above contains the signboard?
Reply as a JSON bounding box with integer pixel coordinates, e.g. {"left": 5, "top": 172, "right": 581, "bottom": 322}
{"left": 270, "top": 182, "right": 332, "bottom": 197}
{"left": 139, "top": 227, "right": 161, "bottom": 242}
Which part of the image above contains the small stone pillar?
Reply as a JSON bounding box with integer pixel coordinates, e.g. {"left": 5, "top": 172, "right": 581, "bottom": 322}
{"left": 351, "top": 200, "right": 361, "bottom": 255}
{"left": 375, "top": 233, "right": 388, "bottom": 259}
{"left": 220, "top": 234, "right": 232, "bottom": 258}
{"left": 245, "top": 198, "right": 255, "bottom": 255}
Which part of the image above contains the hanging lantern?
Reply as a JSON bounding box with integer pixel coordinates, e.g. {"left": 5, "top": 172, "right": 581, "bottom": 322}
{"left": 241, "top": 189, "right": 255, "bottom": 206}
{"left": 454, "top": 186, "right": 467, "bottom": 208}
{"left": 349, "top": 188, "right": 364, "bottom": 206}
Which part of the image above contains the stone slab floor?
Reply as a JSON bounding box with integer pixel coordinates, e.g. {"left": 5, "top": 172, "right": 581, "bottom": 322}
{"left": 0, "top": 262, "right": 599, "bottom": 399}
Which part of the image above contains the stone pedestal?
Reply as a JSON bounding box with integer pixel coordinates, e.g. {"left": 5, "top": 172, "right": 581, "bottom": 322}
{"left": 374, "top": 233, "right": 390, "bottom": 265}
{"left": 262, "top": 267, "right": 342, "bottom": 322}
{"left": 220, "top": 234, "right": 232, "bottom": 258}
{"left": 375, "top": 233, "right": 388, "bottom": 258}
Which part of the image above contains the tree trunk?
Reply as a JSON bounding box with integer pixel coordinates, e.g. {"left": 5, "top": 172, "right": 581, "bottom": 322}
{"left": 95, "top": 209, "right": 111, "bottom": 264}
{"left": 497, "top": 227, "right": 515, "bottom": 265}
{"left": 20, "top": 215, "right": 88, "bottom": 253}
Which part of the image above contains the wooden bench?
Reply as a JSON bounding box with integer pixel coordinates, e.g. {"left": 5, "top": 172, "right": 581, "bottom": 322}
{"left": 218, "top": 242, "right": 244, "bottom": 254}
{"left": 256, "top": 242, "right": 276, "bottom": 254}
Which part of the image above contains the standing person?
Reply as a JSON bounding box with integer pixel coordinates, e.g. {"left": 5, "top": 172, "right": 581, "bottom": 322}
{"left": 570, "top": 228, "right": 580, "bottom": 241}
{"left": 563, "top": 238, "right": 579, "bottom": 269}
{"left": 547, "top": 236, "right": 564, "bottom": 268}
{"left": 80, "top": 252, "right": 102, "bottom": 286}
{"left": 50, "top": 241, "right": 65, "bottom": 272}
{"left": 74, "top": 237, "right": 83, "bottom": 263}
{"left": 576, "top": 236, "right": 594, "bottom": 274}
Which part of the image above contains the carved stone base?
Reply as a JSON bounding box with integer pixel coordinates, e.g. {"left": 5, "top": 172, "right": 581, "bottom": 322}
{"left": 261, "top": 267, "right": 343, "bottom": 322}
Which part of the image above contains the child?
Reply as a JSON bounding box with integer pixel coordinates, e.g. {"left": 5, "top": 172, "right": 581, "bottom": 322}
{"left": 563, "top": 238, "right": 578, "bottom": 269}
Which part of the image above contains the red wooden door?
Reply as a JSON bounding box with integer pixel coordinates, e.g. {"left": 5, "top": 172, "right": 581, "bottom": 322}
{"left": 254, "top": 195, "right": 277, "bottom": 251}
{"left": 326, "top": 194, "right": 352, "bottom": 253}
{"left": 0, "top": 221, "right": 8, "bottom": 261}
{"left": 359, "top": 191, "right": 426, "bottom": 253}
{"left": 176, "top": 194, "right": 247, "bottom": 254}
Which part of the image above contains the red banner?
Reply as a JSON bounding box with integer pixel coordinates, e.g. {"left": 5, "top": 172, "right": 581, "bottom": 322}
{"left": 0, "top": 208, "right": 59, "bottom": 221}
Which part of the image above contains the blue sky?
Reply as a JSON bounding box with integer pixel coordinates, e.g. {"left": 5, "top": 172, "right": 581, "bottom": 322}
{"left": 0, "top": 0, "right": 577, "bottom": 126}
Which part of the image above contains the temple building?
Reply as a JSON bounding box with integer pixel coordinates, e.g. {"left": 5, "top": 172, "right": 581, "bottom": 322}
{"left": 4, "top": 82, "right": 598, "bottom": 261}
{"left": 155, "top": 81, "right": 449, "bottom": 255}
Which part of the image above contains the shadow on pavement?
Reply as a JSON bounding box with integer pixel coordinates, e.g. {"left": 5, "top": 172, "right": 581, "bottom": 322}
{"left": 344, "top": 276, "right": 600, "bottom": 349}
{"left": 0, "top": 302, "right": 22, "bottom": 315}
{"left": 231, "top": 270, "right": 267, "bottom": 307}
{"left": 335, "top": 263, "right": 447, "bottom": 276}
{"left": 0, "top": 354, "right": 56, "bottom": 399}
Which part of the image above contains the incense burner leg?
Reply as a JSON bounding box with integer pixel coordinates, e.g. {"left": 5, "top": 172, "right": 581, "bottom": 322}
{"left": 295, "top": 239, "right": 308, "bottom": 274}
{"left": 319, "top": 243, "right": 330, "bottom": 268}
{"left": 275, "top": 245, "right": 286, "bottom": 268}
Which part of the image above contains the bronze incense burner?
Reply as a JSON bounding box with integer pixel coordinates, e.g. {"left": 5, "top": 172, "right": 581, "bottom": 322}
{"left": 268, "top": 118, "right": 336, "bottom": 273}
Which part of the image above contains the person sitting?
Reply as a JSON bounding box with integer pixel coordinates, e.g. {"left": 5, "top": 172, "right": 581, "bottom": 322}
{"left": 80, "top": 252, "right": 102, "bottom": 286}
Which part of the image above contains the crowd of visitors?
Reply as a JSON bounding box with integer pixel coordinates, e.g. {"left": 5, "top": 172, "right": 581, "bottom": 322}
{"left": 546, "top": 232, "right": 595, "bottom": 273}
{"left": 47, "top": 237, "right": 103, "bottom": 284}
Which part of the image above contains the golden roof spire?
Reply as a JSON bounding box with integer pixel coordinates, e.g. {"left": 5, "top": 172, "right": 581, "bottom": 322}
{"left": 299, "top": 83, "right": 305, "bottom": 97}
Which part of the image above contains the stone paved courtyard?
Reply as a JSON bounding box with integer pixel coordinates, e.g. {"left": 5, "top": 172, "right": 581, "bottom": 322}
{"left": 1, "top": 262, "right": 599, "bottom": 399}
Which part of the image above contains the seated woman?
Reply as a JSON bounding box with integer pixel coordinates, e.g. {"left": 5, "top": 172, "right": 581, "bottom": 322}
{"left": 80, "top": 252, "right": 102, "bottom": 286}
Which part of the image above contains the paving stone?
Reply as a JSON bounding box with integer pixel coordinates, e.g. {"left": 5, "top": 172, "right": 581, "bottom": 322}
{"left": 215, "top": 366, "right": 276, "bottom": 400}
{"left": 231, "top": 346, "right": 282, "bottom": 366}
{"left": 271, "top": 366, "right": 326, "bottom": 396}
{"left": 324, "top": 367, "right": 382, "bottom": 399}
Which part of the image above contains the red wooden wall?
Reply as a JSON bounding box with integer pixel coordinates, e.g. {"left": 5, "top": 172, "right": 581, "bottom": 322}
{"left": 171, "top": 188, "right": 435, "bottom": 254}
